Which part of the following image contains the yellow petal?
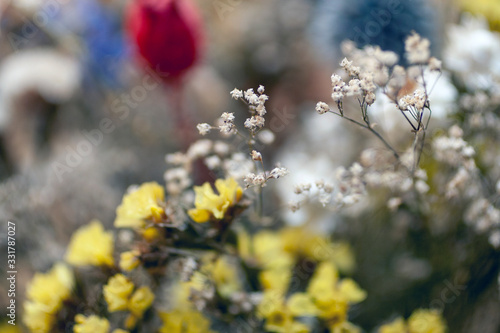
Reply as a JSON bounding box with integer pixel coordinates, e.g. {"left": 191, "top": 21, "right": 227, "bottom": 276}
{"left": 338, "top": 278, "right": 367, "bottom": 303}
{"left": 307, "top": 262, "right": 338, "bottom": 299}
{"left": 287, "top": 293, "right": 318, "bottom": 316}
{"left": 188, "top": 208, "right": 211, "bottom": 223}
{"left": 128, "top": 286, "right": 155, "bottom": 317}
{"left": 379, "top": 317, "right": 407, "bottom": 333}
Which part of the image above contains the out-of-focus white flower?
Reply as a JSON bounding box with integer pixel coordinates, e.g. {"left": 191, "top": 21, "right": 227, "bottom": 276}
{"left": 0, "top": 49, "right": 80, "bottom": 130}
{"left": 444, "top": 14, "right": 500, "bottom": 90}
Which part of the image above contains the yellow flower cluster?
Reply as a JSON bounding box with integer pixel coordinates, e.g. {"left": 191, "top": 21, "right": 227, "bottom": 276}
{"left": 65, "top": 220, "right": 114, "bottom": 267}
{"left": 201, "top": 254, "right": 242, "bottom": 298}
{"left": 159, "top": 272, "right": 215, "bottom": 333}
{"left": 257, "top": 292, "right": 313, "bottom": 333}
{"left": 238, "top": 227, "right": 356, "bottom": 299}
{"left": 119, "top": 250, "right": 141, "bottom": 271}
{"left": 115, "top": 182, "right": 166, "bottom": 228}
{"left": 188, "top": 178, "right": 243, "bottom": 223}
{"left": 23, "top": 263, "right": 74, "bottom": 333}
{"left": 103, "top": 274, "right": 155, "bottom": 329}
{"left": 73, "top": 314, "right": 129, "bottom": 333}
{"left": 379, "top": 309, "right": 446, "bottom": 333}
{"left": 257, "top": 261, "right": 365, "bottom": 333}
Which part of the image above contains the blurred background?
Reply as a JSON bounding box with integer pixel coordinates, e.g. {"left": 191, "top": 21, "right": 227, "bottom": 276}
{"left": 0, "top": 0, "right": 499, "bottom": 332}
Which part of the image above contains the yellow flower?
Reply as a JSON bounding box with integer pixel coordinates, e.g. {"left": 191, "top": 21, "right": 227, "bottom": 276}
{"left": 379, "top": 317, "right": 407, "bottom": 333}
{"left": 202, "top": 255, "right": 242, "bottom": 298}
{"left": 115, "top": 182, "right": 165, "bottom": 228}
{"left": 23, "top": 302, "right": 56, "bottom": 333}
{"left": 65, "top": 220, "right": 114, "bottom": 267}
{"left": 112, "top": 330, "right": 129, "bottom": 333}
{"left": 0, "top": 322, "right": 22, "bottom": 333}
{"left": 128, "top": 286, "right": 155, "bottom": 317}
{"left": 280, "top": 227, "right": 355, "bottom": 273}
{"left": 408, "top": 309, "right": 446, "bottom": 333}
{"left": 119, "top": 251, "right": 140, "bottom": 271}
{"left": 103, "top": 274, "right": 134, "bottom": 312}
{"left": 259, "top": 268, "right": 292, "bottom": 294}
{"left": 188, "top": 178, "right": 243, "bottom": 223}
{"left": 159, "top": 309, "right": 215, "bottom": 333}
{"left": 73, "top": 314, "right": 109, "bottom": 333}
{"left": 257, "top": 291, "right": 311, "bottom": 333}
{"left": 288, "top": 261, "right": 366, "bottom": 331}
{"left": 23, "top": 263, "right": 74, "bottom": 333}
{"left": 378, "top": 309, "right": 446, "bottom": 333}
{"left": 238, "top": 230, "right": 294, "bottom": 271}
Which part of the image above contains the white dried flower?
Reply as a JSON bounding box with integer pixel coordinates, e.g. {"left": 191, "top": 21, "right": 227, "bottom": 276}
{"left": 449, "top": 125, "right": 464, "bottom": 138}
{"left": 244, "top": 89, "right": 259, "bottom": 104}
{"left": 374, "top": 47, "right": 399, "bottom": 66}
{"left": 251, "top": 150, "right": 262, "bottom": 161}
{"left": 205, "top": 155, "right": 221, "bottom": 169}
{"left": 331, "top": 74, "right": 343, "bottom": 86}
{"left": 345, "top": 79, "right": 362, "bottom": 96}
{"left": 428, "top": 57, "right": 442, "bottom": 71}
{"left": 294, "top": 184, "right": 303, "bottom": 194}
{"left": 254, "top": 174, "right": 267, "bottom": 187}
{"left": 244, "top": 173, "right": 256, "bottom": 187}
{"left": 340, "top": 57, "right": 360, "bottom": 76}
{"left": 315, "top": 101, "right": 330, "bottom": 114}
{"left": 230, "top": 88, "right": 243, "bottom": 99}
{"left": 489, "top": 231, "right": 500, "bottom": 248}
{"left": 165, "top": 167, "right": 191, "bottom": 195}
{"left": 415, "top": 180, "right": 430, "bottom": 194}
{"left": 214, "top": 141, "right": 230, "bottom": 155}
{"left": 258, "top": 94, "right": 269, "bottom": 103}
{"left": 331, "top": 91, "right": 344, "bottom": 103}
{"left": 300, "top": 183, "right": 312, "bottom": 191}
{"left": 319, "top": 192, "right": 332, "bottom": 207}
{"left": 221, "top": 112, "right": 235, "bottom": 122}
{"left": 365, "top": 92, "right": 376, "bottom": 105}
{"left": 405, "top": 32, "right": 431, "bottom": 64}
{"left": 289, "top": 201, "right": 300, "bottom": 212}
{"left": 257, "top": 129, "right": 275, "bottom": 144}
{"left": 256, "top": 104, "right": 266, "bottom": 116}
{"left": 187, "top": 140, "right": 213, "bottom": 159}
{"left": 387, "top": 197, "right": 402, "bottom": 211}
{"left": 166, "top": 152, "right": 188, "bottom": 165}
{"left": 324, "top": 183, "right": 334, "bottom": 193}
{"left": 257, "top": 85, "right": 265, "bottom": 94}
{"left": 219, "top": 122, "right": 235, "bottom": 135}
{"left": 196, "top": 123, "right": 211, "bottom": 136}
{"left": 270, "top": 167, "right": 289, "bottom": 179}
{"left": 244, "top": 116, "right": 265, "bottom": 130}
{"left": 360, "top": 72, "right": 376, "bottom": 92}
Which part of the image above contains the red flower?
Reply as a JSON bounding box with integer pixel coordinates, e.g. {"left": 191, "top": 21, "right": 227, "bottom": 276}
{"left": 126, "top": 0, "right": 203, "bottom": 82}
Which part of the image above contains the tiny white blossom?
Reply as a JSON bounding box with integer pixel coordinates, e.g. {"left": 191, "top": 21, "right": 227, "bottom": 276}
{"left": 257, "top": 85, "right": 265, "bottom": 94}
{"left": 269, "top": 167, "right": 289, "bottom": 179}
{"left": 196, "top": 123, "right": 211, "bottom": 136}
{"left": 251, "top": 150, "right": 262, "bottom": 161}
{"left": 205, "top": 155, "right": 221, "bottom": 169}
{"left": 428, "top": 57, "right": 442, "bottom": 71}
{"left": 315, "top": 101, "right": 330, "bottom": 114}
{"left": 405, "top": 32, "right": 431, "bottom": 64}
{"left": 230, "top": 88, "right": 243, "bottom": 99}
{"left": 221, "top": 112, "right": 235, "bottom": 122}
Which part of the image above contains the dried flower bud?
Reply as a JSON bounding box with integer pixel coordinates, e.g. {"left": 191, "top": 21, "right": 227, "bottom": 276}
{"left": 316, "top": 101, "right": 330, "bottom": 114}
{"left": 251, "top": 150, "right": 262, "bottom": 161}
{"left": 196, "top": 123, "right": 211, "bottom": 135}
